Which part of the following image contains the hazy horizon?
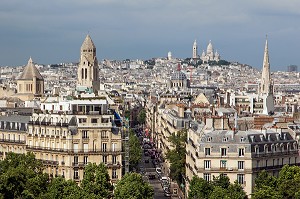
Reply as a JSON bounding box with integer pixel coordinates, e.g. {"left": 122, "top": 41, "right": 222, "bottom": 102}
{"left": 0, "top": 0, "right": 299, "bottom": 70}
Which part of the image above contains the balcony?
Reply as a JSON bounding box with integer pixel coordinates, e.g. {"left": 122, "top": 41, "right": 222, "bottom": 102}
{"left": 105, "top": 162, "right": 121, "bottom": 168}
{"left": 253, "top": 150, "right": 299, "bottom": 158}
{"left": 42, "top": 160, "right": 59, "bottom": 166}
{"left": 72, "top": 162, "right": 90, "bottom": 167}
{"left": 0, "top": 139, "right": 26, "bottom": 144}
{"left": 196, "top": 167, "right": 252, "bottom": 173}
{"left": 78, "top": 122, "right": 112, "bottom": 128}
{"left": 26, "top": 145, "right": 123, "bottom": 155}
{"left": 112, "top": 175, "right": 118, "bottom": 179}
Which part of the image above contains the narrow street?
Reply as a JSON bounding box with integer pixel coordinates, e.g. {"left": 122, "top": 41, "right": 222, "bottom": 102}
{"left": 136, "top": 127, "right": 175, "bottom": 199}
{"left": 140, "top": 155, "right": 166, "bottom": 199}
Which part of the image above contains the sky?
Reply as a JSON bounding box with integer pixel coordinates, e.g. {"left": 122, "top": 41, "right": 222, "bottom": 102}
{"left": 0, "top": 0, "right": 299, "bottom": 71}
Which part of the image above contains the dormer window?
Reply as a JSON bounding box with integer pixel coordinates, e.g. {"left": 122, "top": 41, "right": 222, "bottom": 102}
{"left": 222, "top": 137, "right": 229, "bottom": 142}
{"left": 240, "top": 137, "right": 245, "bottom": 142}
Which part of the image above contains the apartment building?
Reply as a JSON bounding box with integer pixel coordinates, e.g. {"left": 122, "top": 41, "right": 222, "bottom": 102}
{"left": 0, "top": 114, "right": 29, "bottom": 159}
{"left": 186, "top": 117, "right": 300, "bottom": 196}
{"left": 27, "top": 97, "right": 122, "bottom": 183}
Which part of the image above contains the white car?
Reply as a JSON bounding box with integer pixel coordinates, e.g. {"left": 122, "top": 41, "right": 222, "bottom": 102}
{"left": 156, "top": 167, "right": 162, "bottom": 175}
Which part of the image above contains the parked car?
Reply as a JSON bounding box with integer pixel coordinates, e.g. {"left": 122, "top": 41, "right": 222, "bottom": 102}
{"left": 164, "top": 188, "right": 171, "bottom": 197}
{"left": 148, "top": 172, "right": 156, "bottom": 179}
{"left": 156, "top": 167, "right": 162, "bottom": 175}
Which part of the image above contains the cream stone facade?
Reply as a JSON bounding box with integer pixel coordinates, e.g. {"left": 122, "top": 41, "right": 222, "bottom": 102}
{"left": 185, "top": 117, "right": 300, "bottom": 197}
{"left": 0, "top": 115, "right": 29, "bottom": 159}
{"left": 16, "top": 58, "right": 44, "bottom": 101}
{"left": 0, "top": 97, "right": 123, "bottom": 183}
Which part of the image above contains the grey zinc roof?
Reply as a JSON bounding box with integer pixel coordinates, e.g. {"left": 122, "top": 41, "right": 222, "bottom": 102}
{"left": 0, "top": 115, "right": 30, "bottom": 123}
{"left": 18, "top": 58, "right": 43, "bottom": 80}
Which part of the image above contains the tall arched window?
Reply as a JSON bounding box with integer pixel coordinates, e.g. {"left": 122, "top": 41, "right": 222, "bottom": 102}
{"left": 85, "top": 68, "right": 87, "bottom": 79}
{"left": 81, "top": 68, "right": 84, "bottom": 79}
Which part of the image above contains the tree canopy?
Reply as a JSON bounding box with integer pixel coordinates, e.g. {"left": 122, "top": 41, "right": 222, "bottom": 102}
{"left": 0, "top": 152, "right": 48, "bottom": 199}
{"left": 137, "top": 109, "right": 146, "bottom": 125}
{"left": 188, "top": 175, "right": 246, "bottom": 199}
{"left": 114, "top": 173, "right": 154, "bottom": 199}
{"left": 166, "top": 129, "right": 187, "bottom": 185}
{"left": 128, "top": 130, "right": 142, "bottom": 170}
{"left": 252, "top": 165, "right": 300, "bottom": 199}
{"left": 81, "top": 163, "right": 113, "bottom": 198}
{"left": 0, "top": 152, "right": 114, "bottom": 199}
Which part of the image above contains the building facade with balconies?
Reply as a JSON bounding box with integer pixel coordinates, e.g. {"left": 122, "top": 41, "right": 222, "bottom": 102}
{"left": 0, "top": 97, "right": 123, "bottom": 184}
{"left": 186, "top": 121, "right": 300, "bottom": 196}
{"left": 0, "top": 115, "right": 29, "bottom": 159}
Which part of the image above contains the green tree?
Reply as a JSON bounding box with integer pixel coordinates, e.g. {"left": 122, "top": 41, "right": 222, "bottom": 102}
{"left": 166, "top": 129, "right": 187, "bottom": 184}
{"left": 81, "top": 163, "right": 113, "bottom": 198}
{"left": 209, "top": 186, "right": 230, "bottom": 199}
{"left": 129, "top": 130, "right": 142, "bottom": 170}
{"left": 254, "top": 170, "right": 277, "bottom": 190}
{"left": 137, "top": 109, "right": 146, "bottom": 125}
{"left": 212, "top": 175, "right": 230, "bottom": 189}
{"left": 41, "top": 177, "right": 83, "bottom": 199}
{"left": 188, "top": 176, "right": 213, "bottom": 199}
{"left": 227, "top": 182, "right": 247, "bottom": 199}
{"left": 0, "top": 152, "right": 48, "bottom": 199}
{"left": 277, "top": 165, "right": 300, "bottom": 198}
{"left": 114, "top": 173, "right": 154, "bottom": 199}
{"left": 252, "top": 170, "right": 279, "bottom": 199}
{"left": 188, "top": 175, "right": 246, "bottom": 199}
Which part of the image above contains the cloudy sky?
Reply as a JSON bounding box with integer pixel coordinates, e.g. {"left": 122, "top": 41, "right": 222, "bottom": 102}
{"left": 0, "top": 0, "right": 299, "bottom": 70}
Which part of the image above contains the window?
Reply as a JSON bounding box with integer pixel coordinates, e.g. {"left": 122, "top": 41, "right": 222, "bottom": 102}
{"left": 102, "top": 143, "right": 107, "bottom": 152}
{"left": 79, "top": 118, "right": 87, "bottom": 123}
{"left": 102, "top": 155, "right": 107, "bottom": 164}
{"left": 112, "top": 169, "right": 117, "bottom": 179}
{"left": 240, "top": 137, "right": 245, "bottom": 142}
{"left": 112, "top": 155, "right": 117, "bottom": 164}
{"left": 222, "top": 137, "right": 228, "bottom": 142}
{"left": 221, "top": 148, "right": 227, "bottom": 156}
{"left": 101, "top": 131, "right": 108, "bottom": 138}
{"left": 206, "top": 137, "right": 212, "bottom": 142}
{"left": 237, "top": 174, "right": 245, "bottom": 185}
{"left": 205, "top": 148, "right": 211, "bottom": 156}
{"left": 112, "top": 143, "right": 117, "bottom": 152}
{"left": 238, "top": 148, "right": 245, "bottom": 157}
{"left": 220, "top": 160, "right": 227, "bottom": 170}
{"left": 83, "top": 156, "right": 88, "bottom": 165}
{"left": 82, "top": 130, "right": 88, "bottom": 138}
{"left": 74, "top": 156, "right": 78, "bottom": 165}
{"left": 204, "top": 160, "right": 211, "bottom": 170}
{"left": 238, "top": 161, "right": 244, "bottom": 170}
{"left": 74, "top": 169, "right": 79, "bottom": 180}
{"left": 203, "top": 173, "right": 211, "bottom": 181}
{"left": 91, "top": 118, "right": 98, "bottom": 123}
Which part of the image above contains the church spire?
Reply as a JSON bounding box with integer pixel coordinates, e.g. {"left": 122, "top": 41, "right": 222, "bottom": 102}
{"left": 260, "top": 35, "right": 272, "bottom": 95}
